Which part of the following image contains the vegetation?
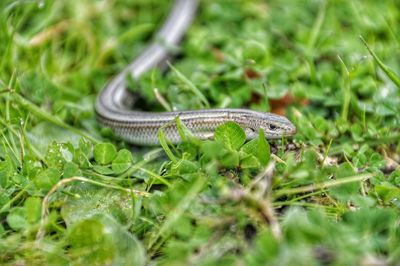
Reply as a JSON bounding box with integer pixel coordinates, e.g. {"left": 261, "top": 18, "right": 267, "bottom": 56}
{"left": 1, "top": 0, "right": 399, "bottom": 265}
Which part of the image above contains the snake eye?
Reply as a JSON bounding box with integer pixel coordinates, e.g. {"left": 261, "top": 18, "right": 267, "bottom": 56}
{"left": 268, "top": 124, "right": 277, "bottom": 131}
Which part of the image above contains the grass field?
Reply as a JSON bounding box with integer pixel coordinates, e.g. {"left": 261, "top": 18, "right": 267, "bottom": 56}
{"left": 1, "top": 0, "right": 400, "bottom": 265}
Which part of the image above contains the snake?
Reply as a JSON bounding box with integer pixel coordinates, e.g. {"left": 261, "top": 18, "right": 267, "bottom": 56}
{"left": 95, "top": 0, "right": 296, "bottom": 145}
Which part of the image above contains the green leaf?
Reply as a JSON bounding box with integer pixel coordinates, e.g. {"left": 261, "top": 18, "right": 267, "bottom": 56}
{"left": 215, "top": 122, "right": 246, "bottom": 150}
{"left": 45, "top": 142, "right": 74, "bottom": 170}
{"left": 240, "top": 154, "right": 260, "bottom": 169}
{"left": 243, "top": 40, "right": 267, "bottom": 61}
{"left": 7, "top": 208, "right": 28, "bottom": 231}
{"left": 111, "top": 149, "right": 133, "bottom": 174}
{"left": 66, "top": 214, "right": 145, "bottom": 266}
{"left": 93, "top": 142, "right": 117, "bottom": 165}
{"left": 256, "top": 129, "right": 271, "bottom": 166}
{"left": 369, "top": 153, "right": 385, "bottom": 169}
{"left": 24, "top": 197, "right": 41, "bottom": 224}
{"left": 220, "top": 150, "right": 240, "bottom": 168}
{"left": 375, "top": 182, "right": 400, "bottom": 204}
{"left": 329, "top": 163, "right": 358, "bottom": 202}
{"left": 61, "top": 184, "right": 133, "bottom": 225}
{"left": 28, "top": 122, "right": 82, "bottom": 153}
{"left": 171, "top": 159, "right": 199, "bottom": 176}
{"left": 241, "top": 129, "right": 270, "bottom": 166}
{"left": 200, "top": 140, "right": 225, "bottom": 160}
{"left": 245, "top": 229, "right": 279, "bottom": 264}
{"left": 75, "top": 138, "right": 92, "bottom": 168}
{"left": 34, "top": 168, "right": 61, "bottom": 191}
{"left": 241, "top": 139, "right": 257, "bottom": 155}
{"left": 92, "top": 165, "right": 114, "bottom": 175}
{"left": 63, "top": 162, "right": 81, "bottom": 178}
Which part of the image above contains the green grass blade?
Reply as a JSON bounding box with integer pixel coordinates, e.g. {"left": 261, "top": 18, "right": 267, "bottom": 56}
{"left": 147, "top": 174, "right": 206, "bottom": 252}
{"left": 12, "top": 93, "right": 99, "bottom": 143}
{"left": 360, "top": 36, "right": 400, "bottom": 89}
{"left": 168, "top": 62, "right": 210, "bottom": 108}
{"left": 158, "top": 127, "right": 178, "bottom": 163}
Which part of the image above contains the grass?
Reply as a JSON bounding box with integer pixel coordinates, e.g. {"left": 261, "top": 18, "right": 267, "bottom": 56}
{"left": 1, "top": 0, "right": 400, "bottom": 265}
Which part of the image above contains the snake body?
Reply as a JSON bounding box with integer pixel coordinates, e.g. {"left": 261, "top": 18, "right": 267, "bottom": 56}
{"left": 95, "top": 0, "right": 296, "bottom": 145}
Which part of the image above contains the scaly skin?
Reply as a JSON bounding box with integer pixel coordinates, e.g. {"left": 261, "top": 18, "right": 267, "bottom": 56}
{"left": 95, "top": 0, "right": 296, "bottom": 145}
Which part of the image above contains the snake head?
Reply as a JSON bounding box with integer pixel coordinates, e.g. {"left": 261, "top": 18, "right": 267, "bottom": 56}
{"left": 261, "top": 113, "right": 296, "bottom": 139}
{"left": 242, "top": 112, "right": 296, "bottom": 139}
